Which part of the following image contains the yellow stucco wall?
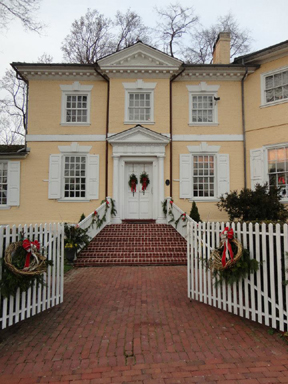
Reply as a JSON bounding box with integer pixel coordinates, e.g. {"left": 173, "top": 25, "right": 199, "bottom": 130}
{"left": 1, "top": 142, "right": 106, "bottom": 226}
{"left": 28, "top": 79, "right": 107, "bottom": 135}
{"left": 245, "top": 57, "right": 288, "bottom": 187}
{"left": 109, "top": 78, "right": 170, "bottom": 134}
{"left": 172, "top": 80, "right": 242, "bottom": 135}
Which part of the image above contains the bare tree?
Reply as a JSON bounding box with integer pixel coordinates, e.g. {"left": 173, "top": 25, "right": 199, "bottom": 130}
{"left": 155, "top": 2, "right": 198, "bottom": 57}
{"left": 61, "top": 9, "right": 113, "bottom": 64}
{"left": 37, "top": 53, "right": 53, "bottom": 63}
{"left": 113, "top": 9, "right": 151, "bottom": 52}
{"left": 0, "top": 0, "right": 43, "bottom": 32}
{"left": 185, "top": 13, "right": 252, "bottom": 64}
{"left": 0, "top": 69, "right": 26, "bottom": 144}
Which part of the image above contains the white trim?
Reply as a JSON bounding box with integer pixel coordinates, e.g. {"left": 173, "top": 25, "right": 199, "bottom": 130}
{"left": 173, "top": 134, "right": 243, "bottom": 141}
{"left": 187, "top": 82, "right": 220, "bottom": 125}
{"left": 260, "top": 65, "right": 288, "bottom": 107}
{"left": 188, "top": 123, "right": 219, "bottom": 127}
{"left": 60, "top": 82, "right": 93, "bottom": 125}
{"left": 123, "top": 80, "right": 157, "bottom": 124}
{"left": 187, "top": 142, "right": 220, "bottom": 153}
{"left": 58, "top": 142, "right": 92, "bottom": 153}
{"left": 27, "top": 135, "right": 106, "bottom": 142}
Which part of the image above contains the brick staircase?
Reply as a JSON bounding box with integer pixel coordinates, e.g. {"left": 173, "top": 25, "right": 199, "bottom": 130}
{"left": 74, "top": 223, "right": 187, "bottom": 266}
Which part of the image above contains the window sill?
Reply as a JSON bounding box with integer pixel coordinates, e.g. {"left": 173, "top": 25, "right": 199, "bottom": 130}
{"left": 124, "top": 121, "right": 155, "bottom": 125}
{"left": 260, "top": 99, "right": 288, "bottom": 108}
{"left": 60, "top": 123, "right": 91, "bottom": 127}
{"left": 188, "top": 123, "right": 219, "bottom": 127}
{"left": 57, "top": 199, "right": 91, "bottom": 203}
{"left": 0, "top": 205, "right": 11, "bottom": 210}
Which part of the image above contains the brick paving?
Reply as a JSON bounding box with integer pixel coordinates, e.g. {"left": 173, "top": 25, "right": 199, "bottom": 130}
{"left": 0, "top": 266, "right": 288, "bottom": 383}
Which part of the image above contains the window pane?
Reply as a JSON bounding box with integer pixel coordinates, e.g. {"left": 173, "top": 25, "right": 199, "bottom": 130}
{"left": 265, "top": 76, "right": 273, "bottom": 89}
{"left": 274, "top": 73, "right": 282, "bottom": 87}
{"left": 64, "top": 156, "right": 86, "bottom": 198}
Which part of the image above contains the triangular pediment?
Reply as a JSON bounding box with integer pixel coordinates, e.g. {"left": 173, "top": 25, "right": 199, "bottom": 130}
{"left": 108, "top": 125, "right": 170, "bottom": 145}
{"left": 98, "top": 42, "right": 182, "bottom": 72}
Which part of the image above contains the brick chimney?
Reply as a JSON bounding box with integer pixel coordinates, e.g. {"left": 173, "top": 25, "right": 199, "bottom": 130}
{"left": 212, "top": 32, "right": 231, "bottom": 64}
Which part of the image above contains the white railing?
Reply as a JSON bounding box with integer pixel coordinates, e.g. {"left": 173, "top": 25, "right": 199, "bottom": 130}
{"left": 187, "top": 221, "right": 288, "bottom": 331}
{"left": 78, "top": 197, "right": 112, "bottom": 240}
{"left": 165, "top": 197, "right": 195, "bottom": 239}
{"left": 0, "top": 222, "right": 64, "bottom": 329}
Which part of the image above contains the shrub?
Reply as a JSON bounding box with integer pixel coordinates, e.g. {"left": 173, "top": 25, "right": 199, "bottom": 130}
{"left": 189, "top": 201, "right": 201, "bottom": 222}
{"left": 217, "top": 183, "right": 288, "bottom": 222}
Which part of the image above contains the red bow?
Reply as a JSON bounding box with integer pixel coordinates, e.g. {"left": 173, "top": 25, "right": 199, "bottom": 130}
{"left": 142, "top": 177, "right": 147, "bottom": 193}
{"left": 23, "top": 239, "right": 40, "bottom": 269}
{"left": 131, "top": 180, "right": 136, "bottom": 194}
{"left": 220, "top": 227, "right": 234, "bottom": 267}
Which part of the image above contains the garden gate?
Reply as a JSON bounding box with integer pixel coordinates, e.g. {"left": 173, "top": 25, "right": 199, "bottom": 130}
{"left": 187, "top": 221, "right": 288, "bottom": 331}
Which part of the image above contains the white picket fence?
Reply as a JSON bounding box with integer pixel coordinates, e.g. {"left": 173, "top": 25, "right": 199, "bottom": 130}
{"left": 187, "top": 221, "right": 288, "bottom": 331}
{"left": 0, "top": 223, "right": 64, "bottom": 329}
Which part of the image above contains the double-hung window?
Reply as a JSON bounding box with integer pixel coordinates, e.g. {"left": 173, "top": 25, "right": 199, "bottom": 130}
{"left": 60, "top": 82, "right": 93, "bottom": 126}
{"left": 268, "top": 145, "right": 288, "bottom": 197}
{"left": 0, "top": 162, "right": 8, "bottom": 205}
{"left": 193, "top": 155, "right": 215, "bottom": 197}
{"left": 261, "top": 67, "right": 288, "bottom": 106}
{"left": 187, "top": 82, "right": 220, "bottom": 126}
{"left": 123, "top": 79, "right": 156, "bottom": 124}
{"left": 48, "top": 143, "right": 99, "bottom": 201}
{"left": 180, "top": 143, "right": 230, "bottom": 201}
{"left": 0, "top": 161, "right": 20, "bottom": 208}
{"left": 64, "top": 155, "right": 87, "bottom": 199}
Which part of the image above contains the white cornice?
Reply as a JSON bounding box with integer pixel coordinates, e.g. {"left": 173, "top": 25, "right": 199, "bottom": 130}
{"left": 108, "top": 125, "right": 170, "bottom": 145}
{"left": 18, "top": 67, "right": 103, "bottom": 81}
{"left": 178, "top": 67, "right": 256, "bottom": 81}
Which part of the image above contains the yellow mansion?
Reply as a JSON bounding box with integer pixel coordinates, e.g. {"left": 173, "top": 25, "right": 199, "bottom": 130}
{"left": 1, "top": 33, "right": 288, "bottom": 225}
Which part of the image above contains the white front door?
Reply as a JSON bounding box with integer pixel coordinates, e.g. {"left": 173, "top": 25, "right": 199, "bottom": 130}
{"left": 125, "top": 163, "right": 153, "bottom": 219}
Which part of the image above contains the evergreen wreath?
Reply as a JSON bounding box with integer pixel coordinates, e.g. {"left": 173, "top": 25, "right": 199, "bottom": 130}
{"left": 208, "top": 227, "right": 259, "bottom": 286}
{"left": 1, "top": 235, "right": 53, "bottom": 298}
{"left": 139, "top": 171, "right": 150, "bottom": 194}
{"left": 128, "top": 174, "right": 138, "bottom": 196}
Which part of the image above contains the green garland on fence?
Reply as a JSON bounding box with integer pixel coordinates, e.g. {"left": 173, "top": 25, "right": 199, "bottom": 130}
{"left": 92, "top": 199, "right": 117, "bottom": 229}
{"left": 174, "top": 213, "right": 187, "bottom": 229}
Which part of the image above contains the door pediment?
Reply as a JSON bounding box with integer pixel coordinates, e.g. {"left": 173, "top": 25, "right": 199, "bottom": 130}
{"left": 108, "top": 125, "right": 170, "bottom": 145}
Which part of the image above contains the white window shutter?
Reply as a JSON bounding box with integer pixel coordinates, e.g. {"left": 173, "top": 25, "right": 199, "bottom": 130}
{"left": 180, "top": 154, "right": 191, "bottom": 198}
{"left": 217, "top": 154, "right": 230, "bottom": 198}
{"left": 87, "top": 155, "right": 99, "bottom": 200}
{"left": 250, "top": 148, "right": 264, "bottom": 189}
{"left": 48, "top": 155, "right": 62, "bottom": 199}
{"left": 7, "top": 161, "right": 20, "bottom": 206}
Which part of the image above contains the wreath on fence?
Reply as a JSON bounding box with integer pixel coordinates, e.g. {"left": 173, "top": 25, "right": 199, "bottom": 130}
{"left": 0, "top": 237, "right": 53, "bottom": 298}
{"left": 208, "top": 227, "right": 259, "bottom": 286}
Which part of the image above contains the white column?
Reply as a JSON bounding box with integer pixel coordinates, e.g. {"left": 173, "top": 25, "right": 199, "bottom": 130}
{"left": 157, "top": 155, "right": 166, "bottom": 224}
{"left": 112, "top": 155, "right": 122, "bottom": 224}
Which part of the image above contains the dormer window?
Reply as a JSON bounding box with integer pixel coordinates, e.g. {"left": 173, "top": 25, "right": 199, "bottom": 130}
{"left": 123, "top": 80, "right": 156, "bottom": 124}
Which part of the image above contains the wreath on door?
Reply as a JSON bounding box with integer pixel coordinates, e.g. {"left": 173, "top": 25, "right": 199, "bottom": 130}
{"left": 128, "top": 173, "right": 138, "bottom": 196}
{"left": 140, "top": 171, "right": 150, "bottom": 195}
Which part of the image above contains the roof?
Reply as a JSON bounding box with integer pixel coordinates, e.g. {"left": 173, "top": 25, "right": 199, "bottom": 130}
{"left": 0, "top": 145, "right": 29, "bottom": 158}
{"left": 233, "top": 40, "right": 288, "bottom": 64}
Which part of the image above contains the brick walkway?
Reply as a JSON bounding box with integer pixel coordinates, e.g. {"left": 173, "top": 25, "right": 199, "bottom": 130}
{"left": 0, "top": 267, "right": 288, "bottom": 383}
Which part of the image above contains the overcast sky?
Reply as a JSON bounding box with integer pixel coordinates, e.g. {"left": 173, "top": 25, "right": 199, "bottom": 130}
{"left": 1, "top": 0, "right": 288, "bottom": 78}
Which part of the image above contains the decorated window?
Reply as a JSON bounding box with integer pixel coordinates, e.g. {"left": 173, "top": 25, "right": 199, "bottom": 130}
{"left": 268, "top": 146, "right": 288, "bottom": 197}
{"left": 64, "top": 156, "right": 86, "bottom": 199}
{"left": 60, "top": 82, "right": 93, "bottom": 126}
{"left": 0, "top": 162, "right": 8, "bottom": 205}
{"left": 193, "top": 155, "right": 215, "bottom": 197}
{"left": 187, "top": 82, "right": 219, "bottom": 125}
{"left": 123, "top": 79, "right": 156, "bottom": 124}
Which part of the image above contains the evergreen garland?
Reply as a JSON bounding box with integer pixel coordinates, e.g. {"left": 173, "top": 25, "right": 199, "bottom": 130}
{"left": 175, "top": 213, "right": 187, "bottom": 228}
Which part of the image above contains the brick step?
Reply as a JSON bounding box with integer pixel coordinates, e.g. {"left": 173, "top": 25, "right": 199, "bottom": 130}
{"left": 76, "top": 223, "right": 187, "bottom": 267}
